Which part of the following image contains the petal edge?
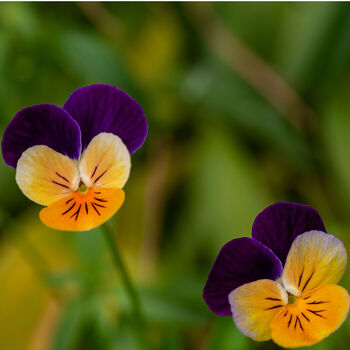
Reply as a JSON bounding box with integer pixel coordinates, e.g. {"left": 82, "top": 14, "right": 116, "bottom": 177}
{"left": 282, "top": 231, "right": 347, "bottom": 296}
{"left": 252, "top": 202, "right": 326, "bottom": 265}
{"left": 63, "top": 84, "right": 148, "bottom": 154}
{"left": 16, "top": 145, "right": 80, "bottom": 206}
{"left": 2, "top": 104, "right": 81, "bottom": 168}
{"left": 271, "top": 285, "right": 349, "bottom": 348}
{"left": 79, "top": 133, "right": 131, "bottom": 189}
{"left": 39, "top": 187, "right": 125, "bottom": 231}
{"left": 203, "top": 237, "right": 283, "bottom": 316}
{"left": 229, "top": 279, "right": 288, "bottom": 341}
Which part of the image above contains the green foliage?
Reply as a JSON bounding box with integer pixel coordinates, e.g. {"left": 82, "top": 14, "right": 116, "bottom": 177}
{"left": 1, "top": 2, "right": 350, "bottom": 349}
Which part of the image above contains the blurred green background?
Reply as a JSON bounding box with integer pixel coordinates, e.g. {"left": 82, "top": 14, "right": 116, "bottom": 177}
{"left": 1, "top": 2, "right": 350, "bottom": 349}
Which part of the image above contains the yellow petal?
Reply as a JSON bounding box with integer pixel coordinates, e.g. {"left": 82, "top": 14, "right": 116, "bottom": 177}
{"left": 282, "top": 231, "right": 347, "bottom": 296}
{"left": 79, "top": 133, "right": 130, "bottom": 189}
{"left": 228, "top": 279, "right": 288, "bottom": 341}
{"left": 271, "top": 285, "right": 349, "bottom": 348}
{"left": 39, "top": 187, "right": 125, "bottom": 231}
{"left": 16, "top": 145, "right": 80, "bottom": 206}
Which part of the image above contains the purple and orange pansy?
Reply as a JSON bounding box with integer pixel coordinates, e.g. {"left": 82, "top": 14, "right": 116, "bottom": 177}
{"left": 1, "top": 84, "right": 147, "bottom": 231}
{"left": 203, "top": 202, "right": 349, "bottom": 348}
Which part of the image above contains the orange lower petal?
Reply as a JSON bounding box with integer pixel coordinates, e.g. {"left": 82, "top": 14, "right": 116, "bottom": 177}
{"left": 270, "top": 285, "right": 349, "bottom": 348}
{"left": 39, "top": 187, "right": 125, "bottom": 231}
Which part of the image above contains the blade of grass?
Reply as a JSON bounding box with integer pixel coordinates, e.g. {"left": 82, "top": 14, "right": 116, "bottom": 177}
{"left": 101, "top": 223, "right": 149, "bottom": 350}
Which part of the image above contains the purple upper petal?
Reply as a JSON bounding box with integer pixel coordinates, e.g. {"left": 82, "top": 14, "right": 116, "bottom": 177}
{"left": 1, "top": 104, "right": 81, "bottom": 168}
{"left": 252, "top": 202, "right": 326, "bottom": 265}
{"left": 203, "top": 237, "right": 282, "bottom": 316}
{"left": 63, "top": 84, "right": 148, "bottom": 154}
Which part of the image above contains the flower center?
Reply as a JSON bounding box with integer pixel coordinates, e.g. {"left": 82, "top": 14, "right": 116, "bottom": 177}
{"left": 288, "top": 293, "right": 296, "bottom": 305}
{"left": 78, "top": 182, "right": 89, "bottom": 194}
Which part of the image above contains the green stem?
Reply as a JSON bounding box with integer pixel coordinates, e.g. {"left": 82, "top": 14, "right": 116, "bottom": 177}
{"left": 101, "top": 223, "right": 147, "bottom": 346}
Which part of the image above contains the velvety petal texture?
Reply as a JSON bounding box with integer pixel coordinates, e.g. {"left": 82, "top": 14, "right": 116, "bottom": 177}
{"left": 282, "top": 231, "right": 347, "bottom": 296}
{"left": 79, "top": 133, "right": 130, "bottom": 189}
{"left": 203, "top": 237, "right": 283, "bottom": 316}
{"left": 229, "top": 279, "right": 288, "bottom": 341}
{"left": 63, "top": 84, "right": 148, "bottom": 154}
{"left": 1, "top": 104, "right": 81, "bottom": 168}
{"left": 252, "top": 202, "right": 326, "bottom": 265}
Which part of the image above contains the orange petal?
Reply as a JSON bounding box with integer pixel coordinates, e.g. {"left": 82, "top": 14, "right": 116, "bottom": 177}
{"left": 39, "top": 187, "right": 125, "bottom": 231}
{"left": 270, "top": 285, "right": 349, "bottom": 348}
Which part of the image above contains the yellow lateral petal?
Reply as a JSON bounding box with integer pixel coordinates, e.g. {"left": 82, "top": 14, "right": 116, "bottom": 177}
{"left": 79, "top": 133, "right": 130, "bottom": 189}
{"left": 228, "top": 279, "right": 288, "bottom": 341}
{"left": 282, "top": 231, "right": 347, "bottom": 296}
{"left": 39, "top": 187, "right": 125, "bottom": 231}
{"left": 271, "top": 285, "right": 349, "bottom": 348}
{"left": 16, "top": 145, "right": 80, "bottom": 206}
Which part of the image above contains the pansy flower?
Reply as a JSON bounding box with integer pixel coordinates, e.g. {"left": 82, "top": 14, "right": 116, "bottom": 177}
{"left": 203, "top": 202, "right": 349, "bottom": 348}
{"left": 1, "top": 84, "right": 147, "bottom": 231}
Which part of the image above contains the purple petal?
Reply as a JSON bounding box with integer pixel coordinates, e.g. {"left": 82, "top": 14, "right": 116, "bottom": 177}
{"left": 203, "top": 237, "right": 282, "bottom": 316}
{"left": 1, "top": 104, "right": 81, "bottom": 168}
{"left": 252, "top": 202, "right": 326, "bottom": 265}
{"left": 63, "top": 84, "right": 148, "bottom": 154}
